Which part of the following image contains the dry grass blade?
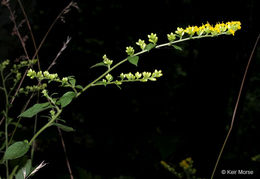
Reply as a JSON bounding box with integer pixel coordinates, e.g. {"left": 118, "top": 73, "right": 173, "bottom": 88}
{"left": 26, "top": 161, "right": 47, "bottom": 178}
{"left": 47, "top": 36, "right": 72, "bottom": 71}
{"left": 210, "top": 33, "right": 260, "bottom": 179}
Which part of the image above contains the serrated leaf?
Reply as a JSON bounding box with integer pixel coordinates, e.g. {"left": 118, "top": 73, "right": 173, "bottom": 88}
{"left": 19, "top": 102, "right": 51, "bottom": 118}
{"left": 127, "top": 56, "right": 139, "bottom": 66}
{"left": 145, "top": 43, "right": 156, "bottom": 51}
{"left": 90, "top": 62, "right": 106, "bottom": 69}
{"left": 172, "top": 45, "right": 183, "bottom": 51}
{"left": 3, "top": 141, "right": 30, "bottom": 161}
{"left": 57, "top": 91, "right": 76, "bottom": 108}
{"left": 53, "top": 123, "right": 75, "bottom": 132}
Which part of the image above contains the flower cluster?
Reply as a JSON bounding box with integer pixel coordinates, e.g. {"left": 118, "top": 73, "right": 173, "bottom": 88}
{"left": 179, "top": 157, "right": 196, "bottom": 175}
{"left": 97, "top": 69, "right": 163, "bottom": 86}
{"left": 169, "top": 21, "right": 241, "bottom": 40}
{"left": 136, "top": 39, "right": 146, "bottom": 50}
{"left": 19, "top": 84, "right": 47, "bottom": 95}
{"left": 27, "top": 69, "right": 69, "bottom": 85}
{"left": 148, "top": 33, "right": 158, "bottom": 44}
{"left": 120, "top": 69, "right": 163, "bottom": 82}
{"left": 125, "top": 46, "right": 135, "bottom": 56}
{"left": 103, "top": 54, "right": 113, "bottom": 67}
{"left": 0, "top": 60, "right": 10, "bottom": 70}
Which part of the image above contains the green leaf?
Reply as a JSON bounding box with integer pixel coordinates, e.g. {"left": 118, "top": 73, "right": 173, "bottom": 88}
{"left": 127, "top": 56, "right": 139, "bottom": 66}
{"left": 53, "top": 123, "right": 75, "bottom": 132}
{"left": 19, "top": 102, "right": 51, "bottom": 118}
{"left": 57, "top": 91, "right": 76, "bottom": 108}
{"left": 172, "top": 45, "right": 183, "bottom": 51}
{"left": 3, "top": 141, "right": 30, "bottom": 161}
{"left": 15, "top": 159, "right": 32, "bottom": 179}
{"left": 75, "top": 85, "right": 83, "bottom": 90}
{"left": 90, "top": 62, "right": 106, "bottom": 69}
{"left": 68, "top": 77, "right": 76, "bottom": 86}
{"left": 145, "top": 43, "right": 156, "bottom": 51}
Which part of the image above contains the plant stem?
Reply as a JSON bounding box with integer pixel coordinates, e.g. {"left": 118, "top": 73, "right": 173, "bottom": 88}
{"left": 17, "top": 0, "right": 41, "bottom": 70}
{"left": 57, "top": 127, "right": 74, "bottom": 179}
{"left": 210, "top": 34, "right": 260, "bottom": 179}
{"left": 1, "top": 69, "right": 9, "bottom": 178}
{"left": 29, "top": 108, "right": 62, "bottom": 145}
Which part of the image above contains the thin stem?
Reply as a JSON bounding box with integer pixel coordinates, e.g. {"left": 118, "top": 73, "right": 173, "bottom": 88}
{"left": 17, "top": 0, "right": 41, "bottom": 70}
{"left": 4, "top": 2, "right": 30, "bottom": 60}
{"left": 91, "top": 79, "right": 150, "bottom": 87}
{"left": 29, "top": 108, "right": 62, "bottom": 145}
{"left": 57, "top": 127, "right": 74, "bottom": 179}
{"left": 31, "top": 91, "right": 40, "bottom": 161}
{"left": 8, "top": 93, "right": 36, "bottom": 145}
{"left": 1, "top": 69, "right": 9, "bottom": 178}
{"left": 210, "top": 34, "right": 260, "bottom": 179}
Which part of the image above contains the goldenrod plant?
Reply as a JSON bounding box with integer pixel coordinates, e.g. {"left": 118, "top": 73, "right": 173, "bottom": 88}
{"left": 0, "top": 21, "right": 241, "bottom": 179}
{"left": 0, "top": 1, "right": 244, "bottom": 178}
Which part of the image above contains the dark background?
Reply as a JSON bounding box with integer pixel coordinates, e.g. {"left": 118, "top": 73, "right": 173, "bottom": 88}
{"left": 0, "top": 0, "right": 260, "bottom": 178}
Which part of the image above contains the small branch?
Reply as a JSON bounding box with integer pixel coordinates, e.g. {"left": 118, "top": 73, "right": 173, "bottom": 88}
{"left": 31, "top": 1, "right": 78, "bottom": 60}
{"left": 210, "top": 33, "right": 260, "bottom": 179}
{"left": 29, "top": 108, "right": 62, "bottom": 145}
{"left": 47, "top": 36, "right": 72, "bottom": 71}
{"left": 77, "top": 34, "right": 223, "bottom": 97}
{"left": 17, "top": 0, "right": 41, "bottom": 70}
{"left": 2, "top": 1, "right": 30, "bottom": 60}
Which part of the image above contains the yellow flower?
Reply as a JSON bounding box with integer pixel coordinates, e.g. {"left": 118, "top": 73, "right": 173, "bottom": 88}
{"left": 185, "top": 26, "right": 199, "bottom": 36}
{"left": 179, "top": 160, "right": 189, "bottom": 169}
{"left": 229, "top": 29, "right": 235, "bottom": 36}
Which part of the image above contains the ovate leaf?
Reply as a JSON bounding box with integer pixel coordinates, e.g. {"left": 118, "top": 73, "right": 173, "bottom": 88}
{"left": 19, "top": 102, "right": 51, "bottom": 118}
{"left": 53, "top": 123, "right": 75, "bottom": 132}
{"left": 127, "top": 56, "right": 139, "bottom": 66}
{"left": 57, "top": 91, "right": 76, "bottom": 108}
{"left": 75, "top": 85, "right": 83, "bottom": 90}
{"left": 3, "top": 141, "right": 30, "bottom": 161}
{"left": 145, "top": 43, "right": 156, "bottom": 51}
{"left": 172, "top": 45, "right": 183, "bottom": 51}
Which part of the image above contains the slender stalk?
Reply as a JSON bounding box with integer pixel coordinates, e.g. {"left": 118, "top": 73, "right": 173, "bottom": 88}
{"left": 210, "top": 34, "right": 260, "bottom": 179}
{"left": 1, "top": 69, "right": 9, "bottom": 178}
{"left": 57, "top": 127, "right": 74, "bottom": 179}
{"left": 31, "top": 91, "right": 40, "bottom": 161}
{"left": 17, "top": 0, "right": 41, "bottom": 70}
{"left": 29, "top": 108, "right": 62, "bottom": 145}
{"left": 4, "top": 2, "right": 30, "bottom": 60}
